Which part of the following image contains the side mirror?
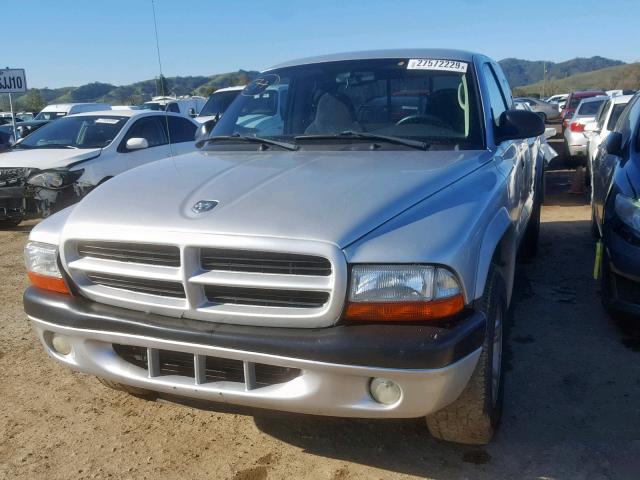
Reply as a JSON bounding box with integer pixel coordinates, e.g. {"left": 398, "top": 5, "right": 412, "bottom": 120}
{"left": 604, "top": 132, "right": 623, "bottom": 157}
{"left": 584, "top": 121, "right": 598, "bottom": 133}
{"left": 188, "top": 108, "right": 197, "bottom": 118}
{"left": 495, "top": 109, "right": 545, "bottom": 143}
{"left": 126, "top": 137, "right": 149, "bottom": 151}
{"left": 194, "top": 117, "right": 219, "bottom": 147}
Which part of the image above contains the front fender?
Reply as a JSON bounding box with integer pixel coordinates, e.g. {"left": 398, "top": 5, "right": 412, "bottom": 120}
{"left": 344, "top": 162, "right": 507, "bottom": 305}
{"left": 475, "top": 207, "right": 513, "bottom": 303}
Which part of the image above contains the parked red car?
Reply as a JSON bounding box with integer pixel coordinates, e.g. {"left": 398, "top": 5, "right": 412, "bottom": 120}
{"left": 561, "top": 90, "right": 606, "bottom": 130}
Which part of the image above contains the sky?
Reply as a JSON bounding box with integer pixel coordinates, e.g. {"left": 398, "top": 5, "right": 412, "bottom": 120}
{"left": 4, "top": 0, "right": 639, "bottom": 89}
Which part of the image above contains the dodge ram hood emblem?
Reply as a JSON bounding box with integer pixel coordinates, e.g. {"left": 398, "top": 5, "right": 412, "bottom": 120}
{"left": 191, "top": 200, "right": 219, "bottom": 214}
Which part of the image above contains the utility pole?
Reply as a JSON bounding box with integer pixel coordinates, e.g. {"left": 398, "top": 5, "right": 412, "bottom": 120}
{"left": 8, "top": 93, "right": 17, "bottom": 142}
{"left": 542, "top": 62, "right": 547, "bottom": 99}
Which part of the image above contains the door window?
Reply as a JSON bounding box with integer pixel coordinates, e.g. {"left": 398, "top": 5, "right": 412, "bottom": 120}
{"left": 482, "top": 64, "right": 508, "bottom": 127}
{"left": 121, "top": 116, "right": 167, "bottom": 151}
{"left": 596, "top": 100, "right": 611, "bottom": 130}
{"left": 166, "top": 116, "right": 197, "bottom": 143}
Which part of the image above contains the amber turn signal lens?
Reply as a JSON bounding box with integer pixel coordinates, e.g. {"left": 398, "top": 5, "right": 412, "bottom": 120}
{"left": 344, "top": 294, "right": 464, "bottom": 322}
{"left": 27, "top": 271, "right": 71, "bottom": 295}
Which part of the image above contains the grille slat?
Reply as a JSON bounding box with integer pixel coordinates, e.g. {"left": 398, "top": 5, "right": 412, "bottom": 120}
{"left": 113, "top": 345, "right": 300, "bottom": 387}
{"left": 86, "top": 273, "right": 186, "bottom": 298}
{"left": 201, "top": 248, "right": 332, "bottom": 276}
{"left": 204, "top": 285, "right": 329, "bottom": 308}
{"left": 77, "top": 241, "right": 180, "bottom": 267}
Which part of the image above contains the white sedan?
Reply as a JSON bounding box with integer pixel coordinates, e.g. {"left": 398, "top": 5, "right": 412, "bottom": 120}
{"left": 0, "top": 110, "right": 198, "bottom": 225}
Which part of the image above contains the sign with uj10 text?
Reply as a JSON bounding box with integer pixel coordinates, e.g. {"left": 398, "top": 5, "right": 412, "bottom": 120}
{"left": 0, "top": 69, "right": 27, "bottom": 93}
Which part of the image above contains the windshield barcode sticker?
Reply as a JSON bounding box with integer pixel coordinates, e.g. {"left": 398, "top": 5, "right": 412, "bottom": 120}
{"left": 95, "top": 118, "right": 120, "bottom": 124}
{"left": 407, "top": 59, "right": 468, "bottom": 73}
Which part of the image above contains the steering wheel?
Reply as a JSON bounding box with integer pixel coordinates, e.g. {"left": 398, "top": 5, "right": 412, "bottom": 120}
{"left": 395, "top": 114, "right": 451, "bottom": 130}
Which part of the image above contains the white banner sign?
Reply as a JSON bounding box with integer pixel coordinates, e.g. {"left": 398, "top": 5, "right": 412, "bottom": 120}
{"left": 0, "top": 68, "right": 27, "bottom": 94}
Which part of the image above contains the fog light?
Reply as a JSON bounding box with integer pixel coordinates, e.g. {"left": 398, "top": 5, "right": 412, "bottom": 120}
{"left": 51, "top": 334, "right": 72, "bottom": 355}
{"left": 369, "top": 378, "right": 401, "bottom": 405}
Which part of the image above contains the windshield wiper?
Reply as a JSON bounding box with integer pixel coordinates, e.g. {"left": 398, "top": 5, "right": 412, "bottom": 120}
{"left": 201, "top": 133, "right": 298, "bottom": 151}
{"left": 295, "top": 130, "right": 429, "bottom": 150}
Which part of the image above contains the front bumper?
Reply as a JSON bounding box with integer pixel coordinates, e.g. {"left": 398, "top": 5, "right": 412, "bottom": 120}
{"left": 25, "top": 287, "right": 485, "bottom": 418}
{"left": 0, "top": 184, "right": 29, "bottom": 220}
{"left": 604, "top": 224, "right": 640, "bottom": 316}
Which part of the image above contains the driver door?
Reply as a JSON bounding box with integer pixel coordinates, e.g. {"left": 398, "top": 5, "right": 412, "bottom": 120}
{"left": 483, "top": 63, "right": 529, "bottom": 235}
{"left": 116, "top": 115, "right": 171, "bottom": 172}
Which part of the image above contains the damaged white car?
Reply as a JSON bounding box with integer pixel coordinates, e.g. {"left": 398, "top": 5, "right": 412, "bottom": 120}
{"left": 0, "top": 110, "right": 198, "bottom": 226}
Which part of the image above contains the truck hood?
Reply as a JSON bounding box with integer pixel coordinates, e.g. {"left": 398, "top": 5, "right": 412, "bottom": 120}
{"left": 66, "top": 148, "right": 492, "bottom": 247}
{"left": 0, "top": 147, "right": 101, "bottom": 170}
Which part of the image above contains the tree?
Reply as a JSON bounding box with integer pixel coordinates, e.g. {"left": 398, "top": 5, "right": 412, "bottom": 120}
{"left": 18, "top": 89, "right": 46, "bottom": 113}
{"left": 155, "top": 74, "right": 171, "bottom": 97}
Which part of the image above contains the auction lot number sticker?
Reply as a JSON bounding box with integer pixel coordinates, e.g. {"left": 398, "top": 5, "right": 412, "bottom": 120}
{"left": 407, "top": 59, "right": 468, "bottom": 73}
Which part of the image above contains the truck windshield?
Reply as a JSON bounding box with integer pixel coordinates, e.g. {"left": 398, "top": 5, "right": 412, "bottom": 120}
{"left": 18, "top": 115, "right": 127, "bottom": 149}
{"left": 211, "top": 58, "right": 483, "bottom": 149}
{"left": 199, "top": 90, "right": 242, "bottom": 118}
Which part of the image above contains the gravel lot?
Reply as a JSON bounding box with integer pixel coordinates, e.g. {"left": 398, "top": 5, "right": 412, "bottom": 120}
{"left": 1, "top": 132, "right": 639, "bottom": 479}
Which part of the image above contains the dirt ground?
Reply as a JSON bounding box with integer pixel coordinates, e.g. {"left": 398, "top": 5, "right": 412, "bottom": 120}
{"left": 1, "top": 132, "right": 639, "bottom": 480}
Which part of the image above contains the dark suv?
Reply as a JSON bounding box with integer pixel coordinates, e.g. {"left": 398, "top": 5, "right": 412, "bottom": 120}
{"left": 561, "top": 90, "right": 606, "bottom": 130}
{"left": 592, "top": 92, "right": 640, "bottom": 316}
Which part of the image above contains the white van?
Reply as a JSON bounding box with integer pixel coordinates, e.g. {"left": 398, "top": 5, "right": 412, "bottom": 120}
{"left": 34, "top": 103, "right": 112, "bottom": 121}
{"left": 143, "top": 96, "right": 206, "bottom": 118}
{"left": 196, "top": 86, "right": 245, "bottom": 124}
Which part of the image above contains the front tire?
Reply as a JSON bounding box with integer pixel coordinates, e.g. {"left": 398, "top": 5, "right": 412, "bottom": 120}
{"left": 426, "top": 265, "right": 506, "bottom": 445}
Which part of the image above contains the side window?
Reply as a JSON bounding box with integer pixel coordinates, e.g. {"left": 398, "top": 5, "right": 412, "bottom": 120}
{"left": 167, "top": 103, "right": 180, "bottom": 113}
{"left": 482, "top": 63, "right": 508, "bottom": 127}
{"left": 618, "top": 96, "right": 640, "bottom": 148}
{"left": 492, "top": 63, "right": 513, "bottom": 108}
{"left": 167, "top": 116, "right": 197, "bottom": 143}
{"left": 122, "top": 116, "right": 167, "bottom": 151}
{"left": 596, "top": 100, "right": 611, "bottom": 130}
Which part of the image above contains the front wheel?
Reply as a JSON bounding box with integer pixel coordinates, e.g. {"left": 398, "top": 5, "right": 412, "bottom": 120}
{"left": 426, "top": 265, "right": 506, "bottom": 444}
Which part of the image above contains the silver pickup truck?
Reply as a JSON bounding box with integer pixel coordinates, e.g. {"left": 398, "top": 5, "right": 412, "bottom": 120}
{"left": 23, "top": 49, "right": 554, "bottom": 445}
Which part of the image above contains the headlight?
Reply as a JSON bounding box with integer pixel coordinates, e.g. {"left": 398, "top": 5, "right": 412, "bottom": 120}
{"left": 614, "top": 194, "right": 640, "bottom": 233}
{"left": 24, "top": 241, "right": 69, "bottom": 294}
{"left": 344, "top": 265, "right": 464, "bottom": 322}
{"left": 27, "top": 169, "right": 83, "bottom": 189}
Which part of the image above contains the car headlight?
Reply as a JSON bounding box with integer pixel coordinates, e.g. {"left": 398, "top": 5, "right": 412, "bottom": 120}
{"left": 615, "top": 194, "right": 640, "bottom": 234}
{"left": 344, "top": 265, "right": 464, "bottom": 322}
{"left": 27, "top": 169, "right": 83, "bottom": 189}
{"left": 24, "top": 241, "right": 70, "bottom": 294}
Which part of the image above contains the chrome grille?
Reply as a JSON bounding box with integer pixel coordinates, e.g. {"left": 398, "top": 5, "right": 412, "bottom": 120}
{"left": 113, "top": 344, "right": 301, "bottom": 388}
{"left": 204, "top": 285, "right": 329, "bottom": 308}
{"left": 77, "top": 241, "right": 180, "bottom": 267}
{"left": 201, "top": 248, "right": 332, "bottom": 276}
{"left": 86, "top": 272, "right": 186, "bottom": 298}
{"left": 64, "top": 236, "right": 345, "bottom": 328}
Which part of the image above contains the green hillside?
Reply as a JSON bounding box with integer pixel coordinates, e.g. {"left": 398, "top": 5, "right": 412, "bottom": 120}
{"left": 499, "top": 56, "right": 624, "bottom": 87}
{"left": 0, "top": 70, "right": 258, "bottom": 112}
{"left": 513, "top": 63, "right": 640, "bottom": 96}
